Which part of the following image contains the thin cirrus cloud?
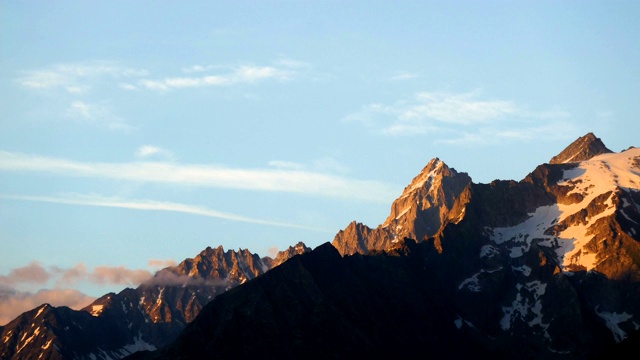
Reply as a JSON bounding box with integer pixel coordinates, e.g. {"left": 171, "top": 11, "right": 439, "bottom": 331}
{"left": 430, "top": 118, "right": 578, "bottom": 146}
{"left": 129, "top": 64, "right": 296, "bottom": 92}
{"left": 390, "top": 72, "right": 420, "bottom": 81}
{"left": 17, "top": 60, "right": 305, "bottom": 94}
{"left": 135, "top": 145, "right": 176, "bottom": 160}
{"left": 1, "top": 193, "right": 330, "bottom": 232}
{"left": 0, "top": 151, "right": 397, "bottom": 203}
{"left": 65, "top": 100, "right": 135, "bottom": 133}
{"left": 344, "top": 90, "right": 572, "bottom": 139}
{"left": 16, "top": 61, "right": 149, "bottom": 94}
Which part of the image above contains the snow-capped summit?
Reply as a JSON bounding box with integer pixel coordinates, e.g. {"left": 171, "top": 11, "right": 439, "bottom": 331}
{"left": 327, "top": 133, "right": 640, "bottom": 358}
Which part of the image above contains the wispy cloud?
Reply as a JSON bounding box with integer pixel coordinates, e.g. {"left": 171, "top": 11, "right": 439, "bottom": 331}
{"left": 391, "top": 72, "right": 419, "bottom": 81}
{"left": 17, "top": 61, "right": 148, "bottom": 94}
{"left": 1, "top": 193, "right": 330, "bottom": 232}
{"left": 434, "top": 121, "right": 578, "bottom": 146}
{"left": 0, "top": 151, "right": 396, "bottom": 203}
{"left": 148, "top": 259, "right": 177, "bottom": 269}
{"left": 132, "top": 65, "right": 294, "bottom": 92}
{"left": 268, "top": 156, "right": 349, "bottom": 174}
{"left": 65, "top": 100, "right": 135, "bottom": 133}
{"left": 345, "top": 90, "right": 574, "bottom": 141}
{"left": 16, "top": 62, "right": 144, "bottom": 133}
{"left": 89, "top": 266, "right": 153, "bottom": 286}
{"left": 135, "top": 145, "right": 175, "bottom": 160}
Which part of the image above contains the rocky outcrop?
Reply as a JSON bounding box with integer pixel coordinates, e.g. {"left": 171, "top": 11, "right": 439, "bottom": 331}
{"left": 332, "top": 158, "right": 472, "bottom": 255}
{"left": 270, "top": 241, "right": 312, "bottom": 267}
{"left": 549, "top": 132, "right": 612, "bottom": 164}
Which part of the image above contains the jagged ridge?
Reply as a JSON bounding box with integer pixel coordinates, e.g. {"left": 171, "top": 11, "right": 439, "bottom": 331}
{"left": 128, "top": 133, "right": 640, "bottom": 360}
{"left": 0, "top": 243, "right": 310, "bottom": 360}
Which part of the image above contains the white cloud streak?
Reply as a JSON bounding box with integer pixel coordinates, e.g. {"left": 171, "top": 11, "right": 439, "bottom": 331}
{"left": 345, "top": 90, "right": 573, "bottom": 140}
{"left": 1, "top": 193, "right": 330, "bottom": 231}
{"left": 0, "top": 151, "right": 396, "bottom": 203}
{"left": 65, "top": 100, "right": 135, "bottom": 133}
{"left": 404, "top": 91, "right": 519, "bottom": 125}
{"left": 133, "top": 65, "right": 295, "bottom": 92}
{"left": 433, "top": 121, "right": 578, "bottom": 146}
{"left": 135, "top": 145, "right": 175, "bottom": 160}
{"left": 17, "top": 61, "right": 148, "bottom": 94}
{"left": 391, "top": 72, "right": 419, "bottom": 81}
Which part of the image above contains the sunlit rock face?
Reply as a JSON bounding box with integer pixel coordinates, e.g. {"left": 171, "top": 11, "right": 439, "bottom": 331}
{"left": 332, "top": 158, "right": 472, "bottom": 255}
{"left": 549, "top": 132, "right": 613, "bottom": 164}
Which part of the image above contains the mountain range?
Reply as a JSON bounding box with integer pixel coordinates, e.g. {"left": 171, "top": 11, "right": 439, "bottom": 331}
{"left": 2, "top": 132, "right": 639, "bottom": 359}
{"left": 0, "top": 243, "right": 310, "bottom": 359}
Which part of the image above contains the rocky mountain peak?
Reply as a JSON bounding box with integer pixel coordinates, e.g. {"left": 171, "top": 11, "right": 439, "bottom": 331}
{"left": 549, "top": 132, "right": 613, "bottom": 164}
{"left": 400, "top": 157, "right": 446, "bottom": 194}
{"left": 332, "top": 157, "right": 473, "bottom": 255}
{"left": 157, "top": 245, "right": 267, "bottom": 284}
{"left": 272, "top": 241, "right": 312, "bottom": 267}
{"left": 382, "top": 157, "right": 471, "bottom": 230}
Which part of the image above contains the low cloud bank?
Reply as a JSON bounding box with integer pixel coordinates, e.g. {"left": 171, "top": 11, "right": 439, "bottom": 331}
{"left": 0, "top": 286, "right": 95, "bottom": 326}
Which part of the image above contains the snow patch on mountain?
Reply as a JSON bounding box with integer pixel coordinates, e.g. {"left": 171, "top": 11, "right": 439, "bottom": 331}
{"left": 489, "top": 148, "right": 640, "bottom": 271}
{"left": 34, "top": 305, "right": 46, "bottom": 319}
{"left": 490, "top": 205, "right": 559, "bottom": 258}
{"left": 404, "top": 158, "right": 444, "bottom": 196}
{"left": 500, "top": 281, "right": 548, "bottom": 336}
{"left": 556, "top": 148, "right": 640, "bottom": 269}
{"left": 595, "top": 307, "right": 634, "bottom": 343}
{"left": 41, "top": 338, "right": 53, "bottom": 350}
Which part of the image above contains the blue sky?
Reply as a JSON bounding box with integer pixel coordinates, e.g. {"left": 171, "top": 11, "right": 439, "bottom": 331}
{"left": 1, "top": 1, "right": 639, "bottom": 323}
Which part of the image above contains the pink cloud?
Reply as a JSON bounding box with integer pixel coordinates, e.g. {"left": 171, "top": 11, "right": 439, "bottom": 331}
{"left": 0, "top": 286, "right": 95, "bottom": 326}
{"left": 145, "top": 269, "right": 226, "bottom": 287}
{"left": 0, "top": 261, "right": 51, "bottom": 285}
{"left": 2, "top": 261, "right": 162, "bottom": 291}
{"left": 55, "top": 263, "right": 89, "bottom": 285}
{"left": 147, "top": 259, "right": 177, "bottom": 269}
{"left": 89, "top": 266, "right": 152, "bottom": 286}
